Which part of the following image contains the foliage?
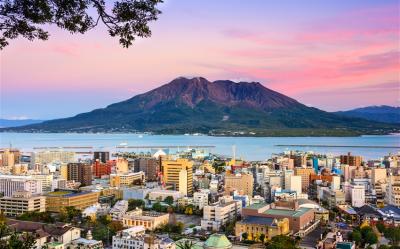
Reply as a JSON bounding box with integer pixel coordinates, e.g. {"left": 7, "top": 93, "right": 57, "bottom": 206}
{"left": 0, "top": 223, "right": 36, "bottom": 249}
{"left": 92, "top": 216, "right": 123, "bottom": 245}
{"left": 164, "top": 196, "right": 174, "bottom": 205}
{"left": 17, "top": 211, "right": 55, "bottom": 223}
{"left": 349, "top": 226, "right": 378, "bottom": 246}
{"left": 0, "top": 0, "right": 163, "bottom": 49}
{"left": 265, "top": 235, "right": 299, "bottom": 249}
{"left": 241, "top": 232, "right": 248, "bottom": 240}
{"left": 128, "top": 199, "right": 145, "bottom": 211}
{"left": 176, "top": 240, "right": 194, "bottom": 249}
{"left": 156, "top": 222, "right": 184, "bottom": 234}
{"left": 376, "top": 222, "right": 386, "bottom": 233}
{"left": 259, "top": 233, "right": 266, "bottom": 243}
{"left": 384, "top": 227, "right": 400, "bottom": 246}
{"left": 59, "top": 206, "right": 82, "bottom": 223}
{"left": 152, "top": 202, "right": 168, "bottom": 212}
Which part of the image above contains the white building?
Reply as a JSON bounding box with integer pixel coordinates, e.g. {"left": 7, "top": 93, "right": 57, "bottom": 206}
{"left": 201, "top": 197, "right": 242, "bottom": 231}
{"left": 0, "top": 175, "right": 42, "bottom": 197}
{"left": 193, "top": 190, "right": 209, "bottom": 210}
{"left": 385, "top": 174, "right": 400, "bottom": 207}
{"left": 32, "top": 174, "right": 53, "bottom": 193}
{"left": 148, "top": 190, "right": 183, "bottom": 203}
{"left": 331, "top": 175, "right": 341, "bottom": 191}
{"left": 112, "top": 226, "right": 175, "bottom": 249}
{"left": 286, "top": 175, "right": 302, "bottom": 195}
{"left": 110, "top": 200, "right": 129, "bottom": 220}
{"left": 351, "top": 184, "right": 365, "bottom": 207}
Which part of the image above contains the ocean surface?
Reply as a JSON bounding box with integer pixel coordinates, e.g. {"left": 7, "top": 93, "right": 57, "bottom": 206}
{"left": 0, "top": 133, "right": 399, "bottom": 161}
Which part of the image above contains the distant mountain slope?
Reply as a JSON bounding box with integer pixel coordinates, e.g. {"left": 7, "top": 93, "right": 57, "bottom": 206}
{"left": 335, "top": 106, "right": 400, "bottom": 124}
{"left": 0, "top": 119, "right": 44, "bottom": 128}
{"left": 2, "top": 77, "right": 399, "bottom": 136}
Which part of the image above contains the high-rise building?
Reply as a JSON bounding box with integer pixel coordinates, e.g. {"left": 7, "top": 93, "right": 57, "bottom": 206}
{"left": 93, "top": 151, "right": 110, "bottom": 164}
{"left": 350, "top": 185, "right": 365, "bottom": 207}
{"left": 116, "top": 158, "right": 129, "bottom": 173}
{"left": 286, "top": 175, "right": 302, "bottom": 194}
{"left": 162, "top": 158, "right": 193, "bottom": 196}
{"left": 385, "top": 174, "right": 400, "bottom": 207}
{"left": 371, "top": 168, "right": 387, "bottom": 186}
{"left": 294, "top": 167, "right": 315, "bottom": 191}
{"left": 93, "top": 160, "right": 112, "bottom": 178}
{"left": 110, "top": 172, "right": 145, "bottom": 188}
{"left": 340, "top": 153, "right": 362, "bottom": 167}
{"left": 0, "top": 175, "right": 42, "bottom": 197}
{"left": 0, "top": 149, "right": 20, "bottom": 167}
{"left": 225, "top": 173, "right": 254, "bottom": 197}
{"left": 133, "top": 158, "right": 160, "bottom": 182}
{"left": 67, "top": 163, "right": 92, "bottom": 186}
{"left": 32, "top": 150, "right": 75, "bottom": 164}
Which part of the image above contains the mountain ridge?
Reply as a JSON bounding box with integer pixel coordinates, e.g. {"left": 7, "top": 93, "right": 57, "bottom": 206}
{"left": 2, "top": 77, "right": 399, "bottom": 136}
{"left": 335, "top": 105, "right": 400, "bottom": 124}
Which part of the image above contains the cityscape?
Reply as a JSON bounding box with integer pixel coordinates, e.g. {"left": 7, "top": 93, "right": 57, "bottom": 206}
{"left": 1, "top": 0, "right": 400, "bottom": 249}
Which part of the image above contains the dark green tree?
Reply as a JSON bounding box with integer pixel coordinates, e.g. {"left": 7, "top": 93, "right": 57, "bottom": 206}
{"left": 242, "top": 232, "right": 248, "bottom": 240}
{"left": 259, "top": 233, "right": 266, "bottom": 243}
{"left": 0, "top": 224, "right": 36, "bottom": 249}
{"left": 176, "top": 240, "right": 194, "bottom": 249}
{"left": 0, "top": 0, "right": 163, "bottom": 49}
{"left": 384, "top": 227, "right": 400, "bottom": 246}
{"left": 128, "top": 199, "right": 145, "bottom": 211}
{"left": 376, "top": 222, "right": 386, "bottom": 234}
{"left": 164, "top": 196, "right": 174, "bottom": 205}
{"left": 265, "top": 235, "right": 299, "bottom": 249}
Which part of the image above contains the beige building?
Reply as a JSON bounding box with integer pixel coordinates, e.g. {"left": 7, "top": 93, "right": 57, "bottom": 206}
{"left": 116, "top": 158, "right": 129, "bottom": 173}
{"left": 224, "top": 173, "right": 254, "bottom": 197}
{"left": 385, "top": 174, "right": 400, "bottom": 207}
{"left": 122, "top": 209, "right": 169, "bottom": 230}
{"left": 294, "top": 167, "right": 315, "bottom": 191}
{"left": 162, "top": 158, "right": 193, "bottom": 196}
{"left": 372, "top": 168, "right": 387, "bottom": 186}
{"left": 46, "top": 190, "right": 99, "bottom": 212}
{"left": 32, "top": 150, "right": 75, "bottom": 164}
{"left": 0, "top": 191, "right": 46, "bottom": 216}
{"left": 201, "top": 197, "right": 242, "bottom": 231}
{"left": 235, "top": 217, "right": 290, "bottom": 241}
{"left": 110, "top": 172, "right": 145, "bottom": 188}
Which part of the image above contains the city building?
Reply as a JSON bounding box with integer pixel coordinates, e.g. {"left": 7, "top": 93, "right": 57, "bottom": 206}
{"left": 162, "top": 158, "right": 193, "bottom": 196}
{"left": 224, "top": 173, "right": 254, "bottom": 197}
{"left": 148, "top": 190, "right": 183, "bottom": 203}
{"left": 32, "top": 150, "right": 75, "bottom": 164}
{"left": 67, "top": 163, "right": 93, "bottom": 186}
{"left": 32, "top": 174, "right": 54, "bottom": 192}
{"left": 385, "top": 174, "right": 400, "bottom": 207}
{"left": 116, "top": 158, "right": 129, "bottom": 173}
{"left": 340, "top": 153, "right": 362, "bottom": 167}
{"left": 351, "top": 185, "right": 365, "bottom": 207}
{"left": 110, "top": 200, "right": 129, "bottom": 220}
{"left": 122, "top": 209, "right": 169, "bottom": 230}
{"left": 46, "top": 190, "right": 99, "bottom": 212}
{"left": 0, "top": 190, "right": 46, "bottom": 216}
{"left": 0, "top": 175, "right": 42, "bottom": 197}
{"left": 194, "top": 190, "right": 209, "bottom": 210}
{"left": 110, "top": 172, "right": 145, "bottom": 187}
{"left": 285, "top": 175, "right": 302, "bottom": 195}
{"left": 235, "top": 216, "right": 290, "bottom": 240}
{"left": 242, "top": 200, "right": 315, "bottom": 233}
{"left": 93, "top": 151, "right": 109, "bottom": 163}
{"left": 134, "top": 158, "right": 160, "bottom": 181}
{"left": 93, "top": 160, "right": 112, "bottom": 178}
{"left": 112, "top": 227, "right": 175, "bottom": 249}
{"left": 294, "top": 167, "right": 315, "bottom": 191}
{"left": 201, "top": 197, "right": 242, "bottom": 231}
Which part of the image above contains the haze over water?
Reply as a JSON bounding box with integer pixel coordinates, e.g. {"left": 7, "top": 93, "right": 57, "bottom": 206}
{"left": 1, "top": 133, "right": 399, "bottom": 161}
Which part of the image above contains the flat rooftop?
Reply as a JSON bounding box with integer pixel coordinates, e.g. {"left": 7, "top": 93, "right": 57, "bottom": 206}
{"left": 246, "top": 203, "right": 268, "bottom": 210}
{"left": 263, "top": 207, "right": 312, "bottom": 217}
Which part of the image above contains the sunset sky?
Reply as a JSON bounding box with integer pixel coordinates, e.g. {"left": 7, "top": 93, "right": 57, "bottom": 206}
{"left": 1, "top": 0, "right": 399, "bottom": 119}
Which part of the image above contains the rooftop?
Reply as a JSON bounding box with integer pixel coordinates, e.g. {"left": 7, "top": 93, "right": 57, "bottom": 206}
{"left": 239, "top": 216, "right": 275, "bottom": 226}
{"left": 246, "top": 202, "right": 268, "bottom": 210}
{"left": 264, "top": 207, "right": 312, "bottom": 217}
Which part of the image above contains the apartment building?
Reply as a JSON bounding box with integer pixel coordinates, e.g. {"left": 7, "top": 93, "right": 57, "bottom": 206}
{"left": 134, "top": 158, "right": 160, "bottom": 182}
{"left": 110, "top": 200, "right": 129, "bottom": 220}
{"left": 224, "top": 173, "right": 254, "bottom": 197}
{"left": 110, "top": 171, "right": 145, "bottom": 187}
{"left": 0, "top": 191, "right": 46, "bottom": 216}
{"left": 193, "top": 190, "right": 209, "bottom": 210}
{"left": 385, "top": 175, "right": 400, "bottom": 207}
{"left": 201, "top": 197, "right": 242, "bottom": 231}
{"left": 162, "top": 158, "right": 193, "bottom": 196}
{"left": 67, "top": 163, "right": 92, "bottom": 186}
{"left": 0, "top": 175, "right": 42, "bottom": 197}
{"left": 294, "top": 167, "right": 315, "bottom": 191}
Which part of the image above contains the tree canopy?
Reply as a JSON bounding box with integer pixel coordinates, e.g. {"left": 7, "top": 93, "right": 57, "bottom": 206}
{"left": 0, "top": 0, "right": 163, "bottom": 49}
